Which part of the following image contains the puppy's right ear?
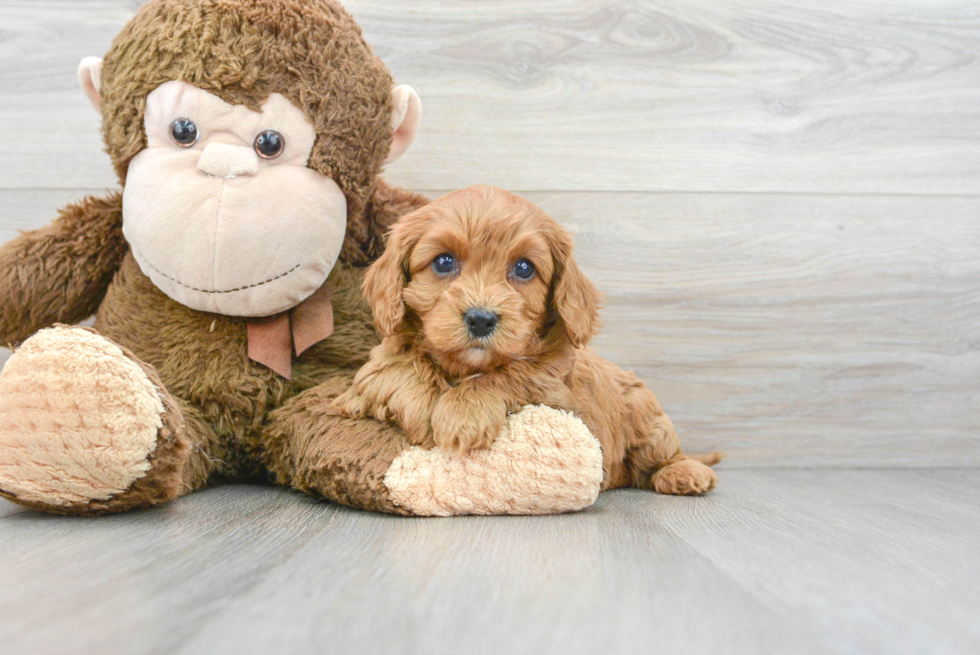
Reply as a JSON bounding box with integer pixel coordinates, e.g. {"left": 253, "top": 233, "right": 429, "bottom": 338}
{"left": 363, "top": 208, "right": 428, "bottom": 336}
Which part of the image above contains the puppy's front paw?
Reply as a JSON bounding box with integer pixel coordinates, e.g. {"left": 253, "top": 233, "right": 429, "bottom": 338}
{"left": 396, "top": 403, "right": 436, "bottom": 448}
{"left": 430, "top": 389, "right": 507, "bottom": 454}
{"left": 330, "top": 389, "right": 370, "bottom": 419}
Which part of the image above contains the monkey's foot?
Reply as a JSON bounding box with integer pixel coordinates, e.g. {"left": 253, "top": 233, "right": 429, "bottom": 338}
{"left": 0, "top": 326, "right": 188, "bottom": 514}
{"left": 653, "top": 458, "right": 718, "bottom": 495}
{"left": 383, "top": 405, "right": 603, "bottom": 516}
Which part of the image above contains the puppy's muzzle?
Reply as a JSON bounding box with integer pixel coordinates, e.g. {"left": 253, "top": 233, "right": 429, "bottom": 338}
{"left": 464, "top": 308, "right": 498, "bottom": 338}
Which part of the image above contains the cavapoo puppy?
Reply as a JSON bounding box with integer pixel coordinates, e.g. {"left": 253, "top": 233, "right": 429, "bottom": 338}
{"left": 332, "top": 186, "right": 720, "bottom": 495}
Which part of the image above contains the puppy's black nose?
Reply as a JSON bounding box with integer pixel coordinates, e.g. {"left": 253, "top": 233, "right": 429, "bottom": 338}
{"left": 464, "top": 308, "right": 498, "bottom": 338}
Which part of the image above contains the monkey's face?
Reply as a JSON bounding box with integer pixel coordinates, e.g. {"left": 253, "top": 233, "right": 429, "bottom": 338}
{"left": 121, "top": 81, "right": 348, "bottom": 317}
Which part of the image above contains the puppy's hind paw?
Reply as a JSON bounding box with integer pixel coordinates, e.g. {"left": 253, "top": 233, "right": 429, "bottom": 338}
{"left": 653, "top": 459, "right": 718, "bottom": 495}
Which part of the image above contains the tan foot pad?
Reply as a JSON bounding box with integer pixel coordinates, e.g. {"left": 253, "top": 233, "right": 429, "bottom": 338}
{"left": 0, "top": 327, "right": 164, "bottom": 506}
{"left": 384, "top": 405, "right": 603, "bottom": 516}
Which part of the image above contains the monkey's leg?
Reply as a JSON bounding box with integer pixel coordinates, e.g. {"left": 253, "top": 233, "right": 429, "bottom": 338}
{"left": 0, "top": 326, "right": 215, "bottom": 515}
{"left": 264, "top": 378, "right": 604, "bottom": 516}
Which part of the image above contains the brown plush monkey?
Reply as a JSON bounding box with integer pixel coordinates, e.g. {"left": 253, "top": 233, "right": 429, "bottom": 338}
{"left": 0, "top": 0, "right": 604, "bottom": 516}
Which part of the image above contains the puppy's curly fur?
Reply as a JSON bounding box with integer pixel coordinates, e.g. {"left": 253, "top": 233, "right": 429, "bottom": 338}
{"left": 333, "top": 186, "right": 721, "bottom": 494}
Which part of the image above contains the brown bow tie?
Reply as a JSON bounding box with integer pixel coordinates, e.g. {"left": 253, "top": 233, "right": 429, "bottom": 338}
{"left": 245, "top": 281, "right": 334, "bottom": 379}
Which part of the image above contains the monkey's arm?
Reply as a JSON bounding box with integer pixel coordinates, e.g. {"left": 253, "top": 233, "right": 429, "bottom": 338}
{"left": 0, "top": 192, "right": 128, "bottom": 345}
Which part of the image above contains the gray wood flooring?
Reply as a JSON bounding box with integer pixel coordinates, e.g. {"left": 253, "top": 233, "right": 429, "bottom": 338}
{"left": 1, "top": 470, "right": 977, "bottom": 655}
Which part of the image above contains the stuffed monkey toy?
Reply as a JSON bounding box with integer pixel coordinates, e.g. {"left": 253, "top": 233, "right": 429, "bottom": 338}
{"left": 0, "top": 0, "right": 605, "bottom": 516}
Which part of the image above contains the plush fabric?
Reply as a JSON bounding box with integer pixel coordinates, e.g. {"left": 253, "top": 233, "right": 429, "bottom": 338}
{"left": 0, "top": 327, "right": 165, "bottom": 506}
{"left": 384, "top": 406, "right": 603, "bottom": 516}
{"left": 0, "top": 193, "right": 128, "bottom": 346}
{"left": 124, "top": 81, "right": 348, "bottom": 317}
{"left": 99, "top": 0, "right": 398, "bottom": 267}
{"left": 77, "top": 57, "right": 104, "bottom": 112}
{"left": 385, "top": 85, "right": 422, "bottom": 165}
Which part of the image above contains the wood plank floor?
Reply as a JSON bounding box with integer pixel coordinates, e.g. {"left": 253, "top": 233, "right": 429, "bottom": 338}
{"left": 1, "top": 470, "right": 977, "bottom": 655}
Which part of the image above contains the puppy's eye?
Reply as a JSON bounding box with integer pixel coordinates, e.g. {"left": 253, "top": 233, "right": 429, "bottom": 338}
{"left": 512, "top": 258, "right": 535, "bottom": 280}
{"left": 170, "top": 118, "right": 199, "bottom": 147}
{"left": 255, "top": 130, "right": 285, "bottom": 159}
{"left": 432, "top": 254, "right": 456, "bottom": 275}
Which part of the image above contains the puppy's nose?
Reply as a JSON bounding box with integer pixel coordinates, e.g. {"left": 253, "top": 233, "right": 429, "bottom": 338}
{"left": 464, "top": 308, "right": 498, "bottom": 338}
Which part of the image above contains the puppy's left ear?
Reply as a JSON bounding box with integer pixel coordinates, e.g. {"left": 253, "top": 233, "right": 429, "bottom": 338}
{"left": 364, "top": 208, "right": 427, "bottom": 336}
{"left": 551, "top": 230, "right": 601, "bottom": 348}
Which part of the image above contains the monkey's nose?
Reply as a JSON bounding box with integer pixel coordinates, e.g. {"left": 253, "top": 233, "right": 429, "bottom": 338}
{"left": 197, "top": 143, "right": 260, "bottom": 178}
{"left": 464, "top": 308, "right": 499, "bottom": 338}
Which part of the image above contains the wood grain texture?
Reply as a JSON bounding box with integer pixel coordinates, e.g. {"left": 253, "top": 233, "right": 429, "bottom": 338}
{"left": 0, "top": 0, "right": 978, "bottom": 193}
{"left": 537, "top": 191, "right": 980, "bottom": 467}
{"left": 2, "top": 189, "right": 976, "bottom": 467}
{"left": 1, "top": 470, "right": 977, "bottom": 655}
{"left": 652, "top": 469, "right": 980, "bottom": 655}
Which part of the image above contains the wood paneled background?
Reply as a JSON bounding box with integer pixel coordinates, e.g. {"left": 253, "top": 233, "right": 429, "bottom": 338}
{"left": 0, "top": 0, "right": 977, "bottom": 467}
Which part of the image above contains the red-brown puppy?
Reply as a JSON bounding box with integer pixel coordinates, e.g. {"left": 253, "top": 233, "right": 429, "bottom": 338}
{"left": 333, "top": 186, "right": 720, "bottom": 495}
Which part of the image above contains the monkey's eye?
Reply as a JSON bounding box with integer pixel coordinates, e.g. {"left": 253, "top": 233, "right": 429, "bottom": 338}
{"left": 512, "top": 258, "right": 535, "bottom": 280}
{"left": 170, "top": 118, "right": 199, "bottom": 147}
{"left": 254, "top": 130, "right": 285, "bottom": 159}
{"left": 432, "top": 254, "right": 456, "bottom": 275}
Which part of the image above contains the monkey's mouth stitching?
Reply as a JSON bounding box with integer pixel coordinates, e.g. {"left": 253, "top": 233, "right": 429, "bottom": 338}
{"left": 136, "top": 253, "right": 301, "bottom": 294}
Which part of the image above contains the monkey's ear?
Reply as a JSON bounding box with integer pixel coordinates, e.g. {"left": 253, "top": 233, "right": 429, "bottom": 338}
{"left": 78, "top": 57, "right": 104, "bottom": 114}
{"left": 384, "top": 84, "right": 422, "bottom": 165}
